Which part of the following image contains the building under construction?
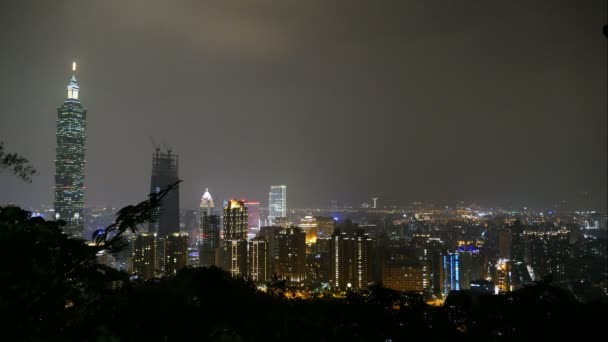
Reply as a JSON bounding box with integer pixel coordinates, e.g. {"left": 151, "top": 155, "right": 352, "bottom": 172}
{"left": 148, "top": 148, "right": 180, "bottom": 238}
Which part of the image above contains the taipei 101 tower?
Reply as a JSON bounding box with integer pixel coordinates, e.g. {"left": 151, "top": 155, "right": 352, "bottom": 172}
{"left": 54, "top": 62, "right": 87, "bottom": 237}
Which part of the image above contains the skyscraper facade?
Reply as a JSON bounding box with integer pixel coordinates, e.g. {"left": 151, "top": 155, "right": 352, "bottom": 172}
{"left": 248, "top": 237, "right": 269, "bottom": 283}
{"left": 329, "top": 229, "right": 372, "bottom": 290}
{"left": 148, "top": 148, "right": 180, "bottom": 237}
{"left": 163, "top": 233, "right": 189, "bottom": 277}
{"left": 442, "top": 252, "right": 460, "bottom": 296}
{"left": 223, "top": 200, "right": 248, "bottom": 277}
{"left": 199, "top": 212, "right": 220, "bottom": 267}
{"left": 268, "top": 185, "right": 287, "bottom": 221}
{"left": 382, "top": 260, "right": 430, "bottom": 293}
{"left": 54, "top": 63, "right": 87, "bottom": 237}
{"left": 132, "top": 233, "right": 156, "bottom": 280}
{"left": 223, "top": 200, "right": 248, "bottom": 240}
{"left": 199, "top": 188, "right": 214, "bottom": 216}
{"left": 276, "top": 227, "right": 306, "bottom": 283}
{"left": 244, "top": 201, "right": 260, "bottom": 237}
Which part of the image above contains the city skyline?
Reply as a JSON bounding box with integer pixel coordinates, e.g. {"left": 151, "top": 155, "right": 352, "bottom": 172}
{"left": 0, "top": 2, "right": 606, "bottom": 340}
{"left": 0, "top": 0, "right": 606, "bottom": 212}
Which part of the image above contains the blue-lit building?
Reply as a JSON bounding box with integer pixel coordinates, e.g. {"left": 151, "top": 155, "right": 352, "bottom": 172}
{"left": 442, "top": 252, "right": 460, "bottom": 296}
{"left": 54, "top": 62, "right": 87, "bottom": 237}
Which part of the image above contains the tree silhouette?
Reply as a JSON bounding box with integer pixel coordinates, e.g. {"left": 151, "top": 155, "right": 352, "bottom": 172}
{"left": 92, "top": 180, "right": 181, "bottom": 253}
{"left": 0, "top": 141, "right": 37, "bottom": 182}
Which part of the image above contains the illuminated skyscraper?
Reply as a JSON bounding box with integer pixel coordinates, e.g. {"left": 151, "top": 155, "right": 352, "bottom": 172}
{"left": 442, "top": 252, "right": 460, "bottom": 296}
{"left": 223, "top": 200, "right": 248, "bottom": 240}
{"left": 248, "top": 237, "right": 269, "bottom": 283}
{"left": 132, "top": 233, "right": 156, "bottom": 280}
{"left": 54, "top": 62, "right": 87, "bottom": 237}
{"left": 223, "top": 200, "right": 248, "bottom": 277}
{"left": 276, "top": 227, "right": 306, "bottom": 283}
{"left": 199, "top": 188, "right": 214, "bottom": 216}
{"left": 268, "top": 185, "right": 287, "bottom": 222}
{"left": 329, "top": 229, "right": 372, "bottom": 290}
{"left": 163, "top": 233, "right": 189, "bottom": 277}
{"left": 148, "top": 148, "right": 180, "bottom": 237}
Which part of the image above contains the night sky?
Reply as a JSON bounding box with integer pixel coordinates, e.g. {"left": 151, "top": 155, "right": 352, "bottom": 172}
{"left": 0, "top": 0, "right": 606, "bottom": 211}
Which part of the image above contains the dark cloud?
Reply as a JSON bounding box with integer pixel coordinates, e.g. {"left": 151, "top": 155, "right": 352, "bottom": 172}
{"left": 0, "top": 0, "right": 606, "bottom": 211}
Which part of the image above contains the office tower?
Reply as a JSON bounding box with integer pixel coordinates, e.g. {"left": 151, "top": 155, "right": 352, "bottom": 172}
{"left": 268, "top": 185, "right": 287, "bottom": 222}
{"left": 163, "top": 233, "right": 189, "bottom": 277}
{"left": 329, "top": 229, "right": 372, "bottom": 290}
{"left": 248, "top": 238, "right": 269, "bottom": 283}
{"left": 244, "top": 201, "right": 260, "bottom": 237}
{"left": 148, "top": 148, "right": 180, "bottom": 237}
{"left": 382, "top": 260, "right": 430, "bottom": 294}
{"left": 132, "top": 233, "right": 156, "bottom": 280}
{"left": 497, "top": 228, "right": 512, "bottom": 260}
{"left": 442, "top": 252, "right": 460, "bottom": 296}
{"left": 200, "top": 188, "right": 214, "bottom": 216}
{"left": 199, "top": 213, "right": 220, "bottom": 267}
{"left": 54, "top": 62, "right": 87, "bottom": 237}
{"left": 223, "top": 200, "right": 248, "bottom": 277}
{"left": 276, "top": 227, "right": 306, "bottom": 283}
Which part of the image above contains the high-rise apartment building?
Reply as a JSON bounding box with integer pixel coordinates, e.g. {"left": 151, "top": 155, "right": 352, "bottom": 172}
{"left": 382, "top": 260, "right": 430, "bottom": 294}
{"left": 268, "top": 185, "right": 287, "bottom": 222}
{"left": 276, "top": 227, "right": 306, "bottom": 283}
{"left": 329, "top": 229, "right": 372, "bottom": 290}
{"left": 132, "top": 233, "right": 157, "bottom": 280}
{"left": 163, "top": 233, "right": 189, "bottom": 277}
{"left": 442, "top": 252, "right": 460, "bottom": 296}
{"left": 248, "top": 237, "right": 269, "bottom": 283}
{"left": 199, "top": 213, "right": 220, "bottom": 267}
{"left": 225, "top": 239, "right": 248, "bottom": 278}
{"left": 54, "top": 62, "right": 87, "bottom": 237}
{"left": 149, "top": 149, "right": 180, "bottom": 237}
{"left": 223, "top": 200, "right": 248, "bottom": 277}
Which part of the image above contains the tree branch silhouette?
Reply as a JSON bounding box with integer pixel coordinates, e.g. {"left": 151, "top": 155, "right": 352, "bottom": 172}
{"left": 0, "top": 141, "right": 38, "bottom": 183}
{"left": 92, "top": 180, "right": 181, "bottom": 253}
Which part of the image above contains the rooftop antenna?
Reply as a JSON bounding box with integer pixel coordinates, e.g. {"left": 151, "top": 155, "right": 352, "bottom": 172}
{"left": 372, "top": 198, "right": 378, "bottom": 209}
{"left": 72, "top": 61, "right": 77, "bottom": 72}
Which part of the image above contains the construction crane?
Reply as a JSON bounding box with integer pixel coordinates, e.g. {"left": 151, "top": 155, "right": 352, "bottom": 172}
{"left": 149, "top": 136, "right": 161, "bottom": 153}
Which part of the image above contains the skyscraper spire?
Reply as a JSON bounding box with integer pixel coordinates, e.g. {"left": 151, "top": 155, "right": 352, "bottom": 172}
{"left": 67, "top": 61, "right": 79, "bottom": 99}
